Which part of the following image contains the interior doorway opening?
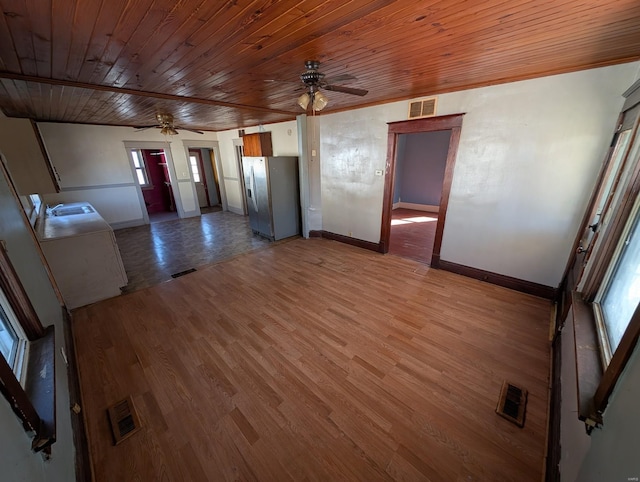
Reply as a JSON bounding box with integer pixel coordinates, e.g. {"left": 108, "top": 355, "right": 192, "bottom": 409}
{"left": 389, "top": 130, "right": 451, "bottom": 264}
{"left": 381, "top": 114, "right": 464, "bottom": 267}
{"left": 189, "top": 148, "right": 222, "bottom": 213}
{"left": 131, "top": 148, "right": 177, "bottom": 224}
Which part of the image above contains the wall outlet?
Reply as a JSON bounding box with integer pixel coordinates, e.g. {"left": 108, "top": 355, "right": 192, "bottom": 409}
{"left": 375, "top": 169, "right": 383, "bottom": 176}
{"left": 348, "top": 231, "right": 352, "bottom": 237}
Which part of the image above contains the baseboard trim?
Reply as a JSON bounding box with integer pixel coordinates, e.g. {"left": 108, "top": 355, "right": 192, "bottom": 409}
{"left": 227, "top": 206, "right": 245, "bottom": 215}
{"left": 437, "top": 259, "right": 557, "bottom": 300}
{"left": 62, "top": 308, "right": 93, "bottom": 481}
{"left": 396, "top": 202, "right": 439, "bottom": 213}
{"left": 545, "top": 331, "right": 561, "bottom": 481}
{"left": 308, "top": 230, "right": 383, "bottom": 253}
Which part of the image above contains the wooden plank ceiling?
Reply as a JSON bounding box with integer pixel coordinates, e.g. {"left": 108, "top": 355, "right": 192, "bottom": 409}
{"left": 0, "top": 0, "right": 639, "bottom": 133}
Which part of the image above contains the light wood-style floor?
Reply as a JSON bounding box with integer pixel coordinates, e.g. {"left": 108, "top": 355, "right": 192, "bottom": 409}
{"left": 389, "top": 209, "right": 438, "bottom": 264}
{"left": 72, "top": 238, "right": 551, "bottom": 481}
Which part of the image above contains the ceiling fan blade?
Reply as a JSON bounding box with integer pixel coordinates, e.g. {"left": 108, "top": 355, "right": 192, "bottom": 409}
{"left": 323, "top": 84, "right": 368, "bottom": 96}
{"left": 134, "top": 125, "right": 159, "bottom": 131}
{"left": 265, "top": 79, "right": 300, "bottom": 85}
{"left": 176, "top": 125, "right": 204, "bottom": 134}
{"left": 324, "top": 74, "right": 357, "bottom": 84}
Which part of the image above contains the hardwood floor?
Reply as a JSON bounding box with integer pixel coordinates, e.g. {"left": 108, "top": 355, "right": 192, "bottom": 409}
{"left": 389, "top": 209, "right": 438, "bottom": 264}
{"left": 72, "top": 238, "right": 551, "bottom": 481}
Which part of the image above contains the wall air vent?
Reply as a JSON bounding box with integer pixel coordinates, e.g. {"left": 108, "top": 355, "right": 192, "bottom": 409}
{"left": 408, "top": 97, "right": 437, "bottom": 120}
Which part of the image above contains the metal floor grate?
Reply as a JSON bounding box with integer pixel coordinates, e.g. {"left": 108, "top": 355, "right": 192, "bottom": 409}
{"left": 496, "top": 381, "right": 528, "bottom": 427}
{"left": 107, "top": 396, "right": 142, "bottom": 445}
{"left": 171, "top": 268, "right": 197, "bottom": 278}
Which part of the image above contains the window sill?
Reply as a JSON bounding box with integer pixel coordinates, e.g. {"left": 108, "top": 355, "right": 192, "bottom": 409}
{"left": 571, "top": 291, "right": 603, "bottom": 430}
{"left": 24, "top": 324, "right": 56, "bottom": 451}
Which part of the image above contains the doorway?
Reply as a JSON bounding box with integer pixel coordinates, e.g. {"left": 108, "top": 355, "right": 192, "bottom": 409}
{"left": 234, "top": 139, "right": 248, "bottom": 216}
{"left": 130, "top": 148, "right": 177, "bottom": 224}
{"left": 188, "top": 148, "right": 222, "bottom": 212}
{"left": 389, "top": 130, "right": 451, "bottom": 264}
{"left": 380, "top": 114, "right": 464, "bottom": 267}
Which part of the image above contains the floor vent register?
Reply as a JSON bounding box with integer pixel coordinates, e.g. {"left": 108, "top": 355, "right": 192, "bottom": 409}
{"left": 107, "top": 396, "right": 142, "bottom": 445}
{"left": 171, "top": 268, "right": 197, "bottom": 278}
{"left": 496, "top": 381, "right": 528, "bottom": 427}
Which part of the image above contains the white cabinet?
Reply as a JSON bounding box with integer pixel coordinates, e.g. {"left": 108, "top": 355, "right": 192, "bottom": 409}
{"left": 37, "top": 203, "right": 128, "bottom": 309}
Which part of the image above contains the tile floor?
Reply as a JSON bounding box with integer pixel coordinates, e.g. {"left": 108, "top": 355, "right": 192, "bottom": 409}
{"left": 115, "top": 210, "right": 276, "bottom": 293}
{"left": 115, "top": 208, "right": 435, "bottom": 293}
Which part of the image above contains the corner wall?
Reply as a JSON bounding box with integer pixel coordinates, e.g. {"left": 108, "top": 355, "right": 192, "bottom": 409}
{"left": 319, "top": 62, "right": 640, "bottom": 288}
{"left": 35, "top": 123, "right": 219, "bottom": 227}
{"left": 0, "top": 162, "right": 75, "bottom": 481}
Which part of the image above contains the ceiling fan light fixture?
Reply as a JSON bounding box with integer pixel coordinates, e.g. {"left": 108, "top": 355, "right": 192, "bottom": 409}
{"left": 313, "top": 91, "right": 328, "bottom": 111}
{"left": 160, "top": 126, "right": 178, "bottom": 136}
{"left": 297, "top": 93, "right": 310, "bottom": 110}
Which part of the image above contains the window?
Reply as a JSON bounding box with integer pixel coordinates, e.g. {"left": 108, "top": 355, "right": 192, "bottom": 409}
{"left": 0, "top": 243, "right": 55, "bottom": 451}
{"left": 131, "top": 149, "right": 150, "bottom": 187}
{"left": 0, "top": 289, "right": 28, "bottom": 383}
{"left": 189, "top": 154, "right": 201, "bottom": 182}
{"left": 593, "top": 200, "right": 640, "bottom": 365}
{"left": 567, "top": 95, "right": 640, "bottom": 429}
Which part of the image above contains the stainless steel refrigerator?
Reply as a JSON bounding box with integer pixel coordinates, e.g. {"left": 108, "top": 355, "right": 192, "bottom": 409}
{"left": 241, "top": 156, "right": 300, "bottom": 241}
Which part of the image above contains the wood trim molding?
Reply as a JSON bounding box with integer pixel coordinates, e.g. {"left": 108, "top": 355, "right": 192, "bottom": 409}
{"left": 432, "top": 125, "right": 461, "bottom": 266}
{"left": 545, "top": 331, "right": 562, "bottom": 481}
{"left": 308, "top": 230, "right": 383, "bottom": 253}
{"left": 571, "top": 292, "right": 602, "bottom": 424}
{"left": 0, "top": 244, "right": 44, "bottom": 340}
{"left": 594, "top": 299, "right": 640, "bottom": 412}
{"left": 0, "top": 71, "right": 294, "bottom": 116}
{"left": 437, "top": 259, "right": 557, "bottom": 300}
{"left": 63, "top": 308, "right": 93, "bottom": 481}
{"left": 582, "top": 112, "right": 640, "bottom": 299}
{"left": 380, "top": 114, "right": 464, "bottom": 262}
{"left": 25, "top": 325, "right": 56, "bottom": 451}
{"left": 0, "top": 350, "right": 41, "bottom": 433}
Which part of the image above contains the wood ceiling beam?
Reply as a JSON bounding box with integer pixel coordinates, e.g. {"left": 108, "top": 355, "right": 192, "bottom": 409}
{"left": 0, "top": 72, "right": 296, "bottom": 116}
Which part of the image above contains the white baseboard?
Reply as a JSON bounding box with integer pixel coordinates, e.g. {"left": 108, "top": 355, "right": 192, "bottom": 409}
{"left": 396, "top": 202, "right": 439, "bottom": 212}
{"left": 227, "top": 205, "right": 245, "bottom": 215}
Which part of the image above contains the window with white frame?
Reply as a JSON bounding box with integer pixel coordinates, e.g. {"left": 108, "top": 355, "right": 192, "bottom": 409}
{"left": 130, "top": 149, "right": 150, "bottom": 187}
{"left": 0, "top": 288, "right": 28, "bottom": 384}
{"left": 189, "top": 154, "right": 201, "bottom": 182}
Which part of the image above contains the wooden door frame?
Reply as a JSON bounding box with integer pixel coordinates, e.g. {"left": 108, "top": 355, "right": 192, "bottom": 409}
{"left": 380, "top": 113, "right": 464, "bottom": 267}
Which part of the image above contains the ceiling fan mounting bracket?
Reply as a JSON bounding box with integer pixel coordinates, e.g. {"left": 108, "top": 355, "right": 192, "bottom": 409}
{"left": 301, "top": 60, "right": 324, "bottom": 88}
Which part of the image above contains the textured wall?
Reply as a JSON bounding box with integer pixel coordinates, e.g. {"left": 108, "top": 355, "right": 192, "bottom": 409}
{"left": 319, "top": 62, "right": 640, "bottom": 287}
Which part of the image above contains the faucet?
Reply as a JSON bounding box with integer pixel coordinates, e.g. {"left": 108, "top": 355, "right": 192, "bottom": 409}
{"left": 46, "top": 203, "right": 63, "bottom": 215}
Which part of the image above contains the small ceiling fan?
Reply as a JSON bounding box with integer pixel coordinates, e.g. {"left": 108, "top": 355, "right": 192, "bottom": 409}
{"left": 296, "top": 60, "right": 368, "bottom": 111}
{"left": 135, "top": 113, "right": 204, "bottom": 135}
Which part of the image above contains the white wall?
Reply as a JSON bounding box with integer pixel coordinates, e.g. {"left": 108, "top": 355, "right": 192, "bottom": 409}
{"left": 216, "top": 120, "right": 298, "bottom": 214}
{"left": 319, "top": 62, "right": 640, "bottom": 287}
{"left": 560, "top": 320, "right": 640, "bottom": 481}
{"left": 36, "top": 123, "right": 219, "bottom": 227}
{"left": 0, "top": 161, "right": 75, "bottom": 481}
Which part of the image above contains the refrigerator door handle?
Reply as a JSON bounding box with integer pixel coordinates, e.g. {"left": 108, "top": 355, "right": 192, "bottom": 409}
{"left": 250, "top": 165, "right": 258, "bottom": 212}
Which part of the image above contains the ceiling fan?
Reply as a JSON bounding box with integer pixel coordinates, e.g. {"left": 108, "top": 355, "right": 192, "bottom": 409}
{"left": 296, "top": 60, "right": 368, "bottom": 111}
{"left": 135, "top": 113, "right": 204, "bottom": 135}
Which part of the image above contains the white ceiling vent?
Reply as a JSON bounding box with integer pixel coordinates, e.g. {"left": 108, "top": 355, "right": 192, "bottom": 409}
{"left": 408, "top": 97, "right": 437, "bottom": 120}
